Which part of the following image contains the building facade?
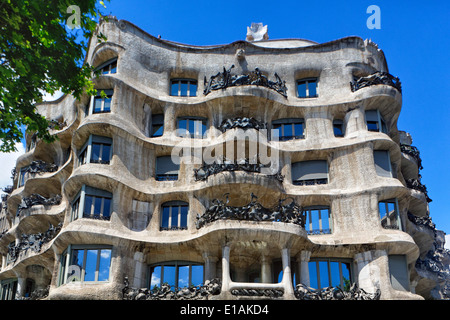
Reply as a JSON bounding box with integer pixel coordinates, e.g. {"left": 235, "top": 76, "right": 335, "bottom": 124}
{"left": 0, "top": 18, "right": 448, "bottom": 300}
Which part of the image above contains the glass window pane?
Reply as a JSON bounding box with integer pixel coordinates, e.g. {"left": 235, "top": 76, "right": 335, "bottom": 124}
{"left": 330, "top": 261, "right": 341, "bottom": 288}
{"left": 311, "top": 210, "right": 320, "bottom": 233}
{"left": 188, "top": 120, "right": 195, "bottom": 137}
{"left": 84, "top": 249, "right": 98, "bottom": 281}
{"left": 171, "top": 206, "right": 179, "bottom": 228}
{"left": 178, "top": 265, "right": 190, "bottom": 288}
{"left": 180, "top": 81, "right": 188, "bottom": 97}
{"left": 94, "top": 98, "right": 102, "bottom": 113}
{"left": 283, "top": 124, "right": 293, "bottom": 139}
{"left": 150, "top": 266, "right": 161, "bottom": 288}
{"left": 163, "top": 265, "right": 176, "bottom": 289}
{"left": 161, "top": 206, "right": 170, "bottom": 229}
{"left": 341, "top": 263, "right": 351, "bottom": 291}
{"left": 98, "top": 249, "right": 111, "bottom": 281}
{"left": 308, "top": 262, "right": 318, "bottom": 289}
{"left": 83, "top": 195, "right": 93, "bottom": 217}
{"left": 94, "top": 197, "right": 102, "bottom": 217}
{"left": 297, "top": 81, "right": 307, "bottom": 98}
{"left": 321, "top": 208, "right": 330, "bottom": 232}
{"left": 334, "top": 124, "right": 343, "bottom": 136}
{"left": 189, "top": 82, "right": 197, "bottom": 97}
{"left": 103, "top": 97, "right": 111, "bottom": 112}
{"left": 101, "top": 144, "right": 111, "bottom": 162}
{"left": 110, "top": 61, "right": 117, "bottom": 74}
{"left": 191, "top": 265, "right": 204, "bottom": 287}
{"left": 180, "top": 206, "right": 188, "bottom": 228}
{"left": 91, "top": 143, "right": 101, "bottom": 162}
{"left": 308, "top": 80, "right": 317, "bottom": 97}
{"left": 171, "top": 81, "right": 179, "bottom": 96}
{"left": 294, "top": 123, "right": 303, "bottom": 137}
{"left": 152, "top": 124, "right": 164, "bottom": 137}
{"left": 102, "top": 198, "right": 111, "bottom": 219}
{"left": 367, "top": 121, "right": 379, "bottom": 131}
{"left": 70, "top": 249, "right": 84, "bottom": 282}
{"left": 178, "top": 119, "right": 187, "bottom": 137}
{"left": 319, "top": 261, "right": 330, "bottom": 288}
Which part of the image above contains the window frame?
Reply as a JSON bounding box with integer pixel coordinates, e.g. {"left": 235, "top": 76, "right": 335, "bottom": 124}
{"left": 378, "top": 198, "right": 401, "bottom": 230}
{"left": 176, "top": 116, "right": 208, "bottom": 139}
{"left": 151, "top": 114, "right": 164, "bottom": 137}
{"left": 148, "top": 261, "right": 204, "bottom": 290}
{"left": 0, "top": 279, "right": 18, "bottom": 300}
{"left": 271, "top": 118, "right": 305, "bottom": 141}
{"left": 292, "top": 160, "right": 329, "bottom": 186}
{"left": 160, "top": 201, "right": 189, "bottom": 231}
{"left": 155, "top": 155, "right": 179, "bottom": 181}
{"left": 88, "top": 89, "right": 113, "bottom": 115}
{"left": 95, "top": 58, "right": 118, "bottom": 75}
{"left": 333, "top": 119, "right": 345, "bottom": 137}
{"left": 170, "top": 79, "right": 198, "bottom": 97}
{"left": 296, "top": 78, "right": 318, "bottom": 98}
{"left": 71, "top": 185, "right": 113, "bottom": 221}
{"left": 373, "top": 150, "right": 393, "bottom": 178}
{"left": 303, "top": 205, "right": 332, "bottom": 235}
{"left": 78, "top": 135, "right": 113, "bottom": 166}
{"left": 365, "top": 109, "right": 388, "bottom": 134}
{"left": 308, "top": 258, "right": 353, "bottom": 291}
{"left": 59, "top": 244, "right": 113, "bottom": 285}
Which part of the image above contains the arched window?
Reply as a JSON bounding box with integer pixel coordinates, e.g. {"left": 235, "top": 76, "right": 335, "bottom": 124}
{"left": 161, "top": 201, "right": 188, "bottom": 230}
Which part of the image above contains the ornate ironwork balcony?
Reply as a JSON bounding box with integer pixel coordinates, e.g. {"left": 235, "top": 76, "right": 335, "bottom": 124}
{"left": 407, "top": 212, "right": 435, "bottom": 230}
{"left": 294, "top": 283, "right": 381, "bottom": 300}
{"left": 400, "top": 144, "right": 423, "bottom": 170}
{"left": 7, "top": 223, "right": 62, "bottom": 264}
{"left": 204, "top": 65, "right": 288, "bottom": 97}
{"left": 122, "top": 277, "right": 221, "bottom": 300}
{"left": 17, "top": 194, "right": 62, "bottom": 215}
{"left": 194, "top": 158, "right": 284, "bottom": 182}
{"left": 406, "top": 178, "right": 432, "bottom": 202}
{"left": 350, "top": 71, "right": 402, "bottom": 93}
{"left": 218, "top": 117, "right": 266, "bottom": 133}
{"left": 195, "top": 193, "right": 305, "bottom": 229}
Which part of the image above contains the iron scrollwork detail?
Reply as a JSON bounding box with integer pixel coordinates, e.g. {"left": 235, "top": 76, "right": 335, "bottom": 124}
{"left": 203, "top": 65, "right": 288, "bottom": 97}
{"left": 218, "top": 117, "right": 266, "bottom": 133}
{"left": 195, "top": 193, "right": 305, "bottom": 229}
{"left": 194, "top": 157, "right": 284, "bottom": 182}
{"left": 294, "top": 283, "right": 381, "bottom": 300}
{"left": 17, "top": 194, "right": 62, "bottom": 215}
{"left": 350, "top": 71, "right": 402, "bottom": 93}
{"left": 122, "top": 277, "right": 221, "bottom": 300}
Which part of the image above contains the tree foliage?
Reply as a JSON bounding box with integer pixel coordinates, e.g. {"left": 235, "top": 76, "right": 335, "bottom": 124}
{"left": 0, "top": 0, "right": 106, "bottom": 152}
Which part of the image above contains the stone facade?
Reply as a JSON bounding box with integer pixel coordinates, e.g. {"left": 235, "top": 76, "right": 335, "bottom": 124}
{"left": 0, "top": 18, "right": 448, "bottom": 300}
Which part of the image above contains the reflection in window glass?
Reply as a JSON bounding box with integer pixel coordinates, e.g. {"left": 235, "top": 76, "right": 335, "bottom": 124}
{"left": 98, "top": 249, "right": 112, "bottom": 281}
{"left": 308, "top": 259, "right": 352, "bottom": 290}
{"left": 170, "top": 79, "right": 197, "bottom": 97}
{"left": 149, "top": 262, "right": 204, "bottom": 290}
{"left": 84, "top": 249, "right": 98, "bottom": 281}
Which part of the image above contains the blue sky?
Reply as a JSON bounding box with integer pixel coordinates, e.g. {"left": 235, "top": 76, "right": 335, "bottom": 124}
{"left": 100, "top": 0, "right": 450, "bottom": 234}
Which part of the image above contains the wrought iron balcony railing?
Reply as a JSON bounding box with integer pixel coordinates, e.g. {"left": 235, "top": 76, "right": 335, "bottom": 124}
{"left": 350, "top": 71, "right": 402, "bottom": 93}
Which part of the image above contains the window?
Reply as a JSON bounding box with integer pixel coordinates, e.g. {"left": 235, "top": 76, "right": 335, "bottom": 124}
{"left": 177, "top": 116, "right": 207, "bottom": 139}
{"left": 379, "top": 199, "right": 401, "bottom": 230}
{"left": 96, "top": 58, "right": 117, "bottom": 75}
{"left": 388, "top": 255, "right": 410, "bottom": 291}
{"left": 59, "top": 245, "right": 112, "bottom": 285}
{"left": 297, "top": 78, "right": 318, "bottom": 98}
{"left": 1, "top": 279, "right": 18, "bottom": 300}
{"left": 151, "top": 114, "right": 164, "bottom": 137}
{"left": 17, "top": 166, "right": 29, "bottom": 188}
{"left": 271, "top": 118, "right": 304, "bottom": 141}
{"left": 170, "top": 79, "right": 197, "bottom": 97}
{"left": 373, "top": 150, "right": 392, "bottom": 177}
{"left": 149, "top": 262, "right": 204, "bottom": 290}
{"left": 333, "top": 119, "right": 345, "bottom": 137}
{"left": 161, "top": 201, "right": 188, "bottom": 230}
{"left": 308, "top": 259, "right": 352, "bottom": 291}
{"left": 71, "top": 186, "right": 112, "bottom": 221}
{"left": 78, "top": 135, "right": 112, "bottom": 166}
{"left": 91, "top": 90, "right": 113, "bottom": 114}
{"left": 292, "top": 160, "right": 328, "bottom": 185}
{"left": 365, "top": 110, "right": 387, "bottom": 133}
{"left": 156, "top": 156, "right": 179, "bottom": 181}
{"left": 304, "top": 206, "right": 332, "bottom": 235}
